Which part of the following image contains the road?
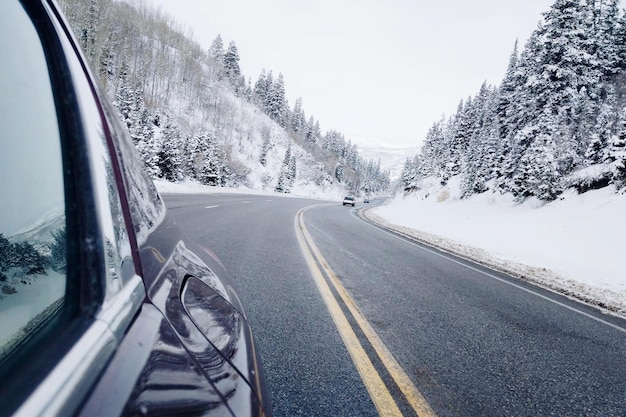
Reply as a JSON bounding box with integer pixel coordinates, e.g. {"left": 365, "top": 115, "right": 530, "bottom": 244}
{"left": 163, "top": 193, "right": 626, "bottom": 417}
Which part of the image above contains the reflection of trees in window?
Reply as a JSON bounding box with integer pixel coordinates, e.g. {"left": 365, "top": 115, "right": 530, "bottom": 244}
{"left": 105, "top": 161, "right": 131, "bottom": 259}
{"left": 0, "top": 229, "right": 66, "bottom": 296}
{"left": 49, "top": 228, "right": 66, "bottom": 272}
{"left": 105, "top": 238, "right": 120, "bottom": 287}
{"left": 13, "top": 242, "right": 46, "bottom": 276}
{"left": 1, "top": 234, "right": 45, "bottom": 272}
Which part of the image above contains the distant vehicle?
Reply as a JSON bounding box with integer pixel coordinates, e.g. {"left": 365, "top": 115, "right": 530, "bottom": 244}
{"left": 343, "top": 196, "right": 356, "bottom": 206}
{"left": 364, "top": 198, "right": 370, "bottom": 204}
{"left": 0, "top": 1, "right": 270, "bottom": 416}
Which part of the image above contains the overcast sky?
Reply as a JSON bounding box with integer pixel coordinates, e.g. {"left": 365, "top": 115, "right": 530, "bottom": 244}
{"left": 150, "top": 0, "right": 555, "bottom": 149}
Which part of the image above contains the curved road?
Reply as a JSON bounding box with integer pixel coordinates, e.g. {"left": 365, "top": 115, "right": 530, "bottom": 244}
{"left": 163, "top": 193, "right": 626, "bottom": 417}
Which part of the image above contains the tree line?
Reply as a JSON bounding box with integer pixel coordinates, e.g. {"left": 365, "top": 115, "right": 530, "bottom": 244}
{"left": 403, "top": 0, "right": 626, "bottom": 201}
{"left": 0, "top": 230, "right": 65, "bottom": 296}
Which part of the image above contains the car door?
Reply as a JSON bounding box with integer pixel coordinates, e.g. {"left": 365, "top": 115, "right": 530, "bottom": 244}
{"left": 0, "top": 1, "right": 269, "bottom": 416}
{"left": 0, "top": 1, "right": 144, "bottom": 416}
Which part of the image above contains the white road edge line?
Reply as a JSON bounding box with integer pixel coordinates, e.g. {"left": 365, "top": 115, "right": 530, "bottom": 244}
{"left": 352, "top": 210, "right": 626, "bottom": 334}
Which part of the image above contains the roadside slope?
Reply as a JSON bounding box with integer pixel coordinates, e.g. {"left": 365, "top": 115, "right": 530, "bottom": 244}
{"left": 363, "top": 181, "right": 626, "bottom": 318}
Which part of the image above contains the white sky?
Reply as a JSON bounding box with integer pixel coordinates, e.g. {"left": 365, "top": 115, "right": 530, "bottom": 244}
{"left": 149, "top": 0, "right": 555, "bottom": 148}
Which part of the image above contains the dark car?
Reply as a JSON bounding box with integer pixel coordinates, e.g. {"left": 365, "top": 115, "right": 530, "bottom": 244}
{"left": 0, "top": 1, "right": 270, "bottom": 416}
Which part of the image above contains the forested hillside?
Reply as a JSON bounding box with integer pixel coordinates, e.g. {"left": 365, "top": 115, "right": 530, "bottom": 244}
{"left": 403, "top": 0, "right": 626, "bottom": 201}
{"left": 57, "top": 0, "right": 389, "bottom": 196}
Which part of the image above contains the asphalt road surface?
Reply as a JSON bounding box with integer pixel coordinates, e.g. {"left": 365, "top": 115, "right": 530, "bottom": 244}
{"left": 164, "top": 192, "right": 626, "bottom": 417}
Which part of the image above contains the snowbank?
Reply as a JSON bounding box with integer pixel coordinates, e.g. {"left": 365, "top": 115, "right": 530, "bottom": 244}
{"left": 370, "top": 177, "right": 626, "bottom": 317}
{"left": 155, "top": 178, "right": 626, "bottom": 316}
{"left": 154, "top": 179, "right": 342, "bottom": 201}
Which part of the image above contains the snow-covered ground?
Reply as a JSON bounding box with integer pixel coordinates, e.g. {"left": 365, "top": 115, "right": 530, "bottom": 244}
{"left": 0, "top": 270, "right": 65, "bottom": 350}
{"left": 155, "top": 178, "right": 342, "bottom": 201}
{"left": 369, "top": 177, "right": 626, "bottom": 317}
{"left": 156, "top": 178, "right": 626, "bottom": 317}
{"left": 358, "top": 146, "right": 420, "bottom": 181}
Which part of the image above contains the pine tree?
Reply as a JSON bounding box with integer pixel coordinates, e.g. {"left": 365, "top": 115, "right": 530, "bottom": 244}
{"left": 460, "top": 83, "right": 496, "bottom": 196}
{"left": 184, "top": 134, "right": 200, "bottom": 179}
{"left": 267, "top": 73, "right": 287, "bottom": 126}
{"left": 49, "top": 228, "right": 66, "bottom": 272}
{"left": 497, "top": 40, "right": 519, "bottom": 141}
{"left": 208, "top": 34, "right": 225, "bottom": 66}
{"left": 402, "top": 156, "right": 420, "bottom": 194}
{"left": 115, "top": 61, "right": 134, "bottom": 123}
{"left": 208, "top": 34, "right": 225, "bottom": 81}
{"left": 80, "top": 0, "right": 99, "bottom": 62}
{"left": 526, "top": 135, "right": 562, "bottom": 200}
{"left": 445, "top": 99, "right": 472, "bottom": 179}
{"left": 420, "top": 120, "right": 444, "bottom": 178}
{"left": 590, "top": 0, "right": 622, "bottom": 76}
{"left": 224, "top": 41, "right": 241, "bottom": 78}
{"left": 157, "top": 122, "right": 183, "bottom": 181}
{"left": 607, "top": 108, "right": 626, "bottom": 183}
{"left": 291, "top": 97, "right": 305, "bottom": 133}
{"left": 194, "top": 132, "right": 230, "bottom": 186}
{"left": 335, "top": 162, "right": 344, "bottom": 183}
{"left": 585, "top": 86, "right": 618, "bottom": 165}
{"left": 253, "top": 70, "right": 268, "bottom": 109}
{"left": 288, "top": 154, "right": 297, "bottom": 187}
{"left": 129, "top": 87, "right": 159, "bottom": 177}
{"left": 304, "top": 116, "right": 318, "bottom": 148}
{"left": 14, "top": 242, "right": 47, "bottom": 275}
{"left": 275, "top": 145, "right": 292, "bottom": 193}
{"left": 259, "top": 128, "right": 272, "bottom": 167}
{"left": 535, "top": 0, "right": 597, "bottom": 110}
{"left": 0, "top": 234, "right": 11, "bottom": 272}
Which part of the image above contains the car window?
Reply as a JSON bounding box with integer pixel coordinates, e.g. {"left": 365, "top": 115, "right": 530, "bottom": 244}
{"left": 100, "top": 99, "right": 166, "bottom": 246}
{"left": 57, "top": 18, "right": 137, "bottom": 295}
{"left": 0, "top": 0, "right": 66, "bottom": 359}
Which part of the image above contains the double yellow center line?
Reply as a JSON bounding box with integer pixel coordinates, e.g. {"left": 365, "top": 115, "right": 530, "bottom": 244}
{"left": 295, "top": 208, "right": 437, "bottom": 417}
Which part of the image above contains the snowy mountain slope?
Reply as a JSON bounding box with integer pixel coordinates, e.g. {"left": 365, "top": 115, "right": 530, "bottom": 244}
{"left": 359, "top": 146, "right": 419, "bottom": 181}
{"left": 10, "top": 208, "right": 64, "bottom": 257}
{"left": 58, "top": 0, "right": 390, "bottom": 199}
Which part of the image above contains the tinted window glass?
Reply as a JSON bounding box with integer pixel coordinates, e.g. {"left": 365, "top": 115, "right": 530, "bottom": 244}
{"left": 0, "top": 1, "right": 66, "bottom": 358}
{"left": 57, "top": 25, "right": 136, "bottom": 293}
{"left": 101, "top": 100, "right": 166, "bottom": 245}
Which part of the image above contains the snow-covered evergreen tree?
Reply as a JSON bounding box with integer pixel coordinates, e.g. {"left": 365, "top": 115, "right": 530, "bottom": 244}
{"left": 288, "top": 153, "right": 297, "bottom": 187}
{"left": 157, "top": 122, "right": 183, "bottom": 181}
{"left": 275, "top": 144, "right": 293, "bottom": 193}
{"left": 194, "top": 132, "right": 231, "bottom": 186}
{"left": 402, "top": 156, "right": 420, "bottom": 193}
{"left": 224, "top": 41, "right": 241, "bottom": 81}
{"left": 268, "top": 73, "right": 287, "bottom": 126}
{"left": 335, "top": 162, "right": 344, "bottom": 183}
{"left": 260, "top": 128, "right": 272, "bottom": 167}
{"left": 607, "top": 108, "right": 626, "bottom": 184}
{"left": 304, "top": 116, "right": 319, "bottom": 149}
{"left": 291, "top": 97, "right": 305, "bottom": 133}
{"left": 208, "top": 34, "right": 225, "bottom": 66}
{"left": 253, "top": 70, "right": 269, "bottom": 109}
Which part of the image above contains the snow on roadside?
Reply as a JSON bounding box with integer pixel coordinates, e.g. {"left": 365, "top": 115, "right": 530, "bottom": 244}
{"left": 155, "top": 178, "right": 626, "bottom": 317}
{"left": 154, "top": 178, "right": 342, "bottom": 201}
{"left": 369, "top": 177, "right": 626, "bottom": 317}
{"left": 0, "top": 271, "right": 65, "bottom": 346}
